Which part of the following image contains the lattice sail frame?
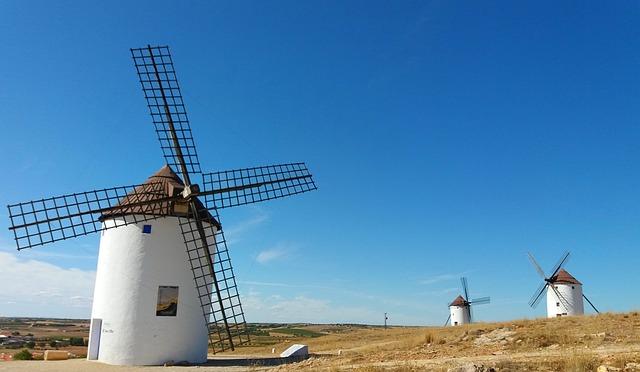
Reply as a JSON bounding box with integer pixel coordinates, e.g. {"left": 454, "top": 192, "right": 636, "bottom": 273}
{"left": 179, "top": 204, "right": 249, "bottom": 352}
{"left": 7, "top": 45, "right": 318, "bottom": 355}
{"left": 132, "top": 45, "right": 250, "bottom": 352}
{"left": 202, "top": 162, "right": 317, "bottom": 209}
{"left": 7, "top": 182, "right": 168, "bottom": 250}
{"left": 131, "top": 46, "right": 201, "bottom": 181}
{"left": 527, "top": 251, "right": 571, "bottom": 309}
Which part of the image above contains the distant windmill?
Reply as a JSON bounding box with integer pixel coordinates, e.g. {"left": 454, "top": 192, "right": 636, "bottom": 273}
{"left": 528, "top": 251, "right": 599, "bottom": 318}
{"left": 444, "top": 277, "right": 490, "bottom": 326}
{"left": 7, "top": 45, "right": 317, "bottom": 365}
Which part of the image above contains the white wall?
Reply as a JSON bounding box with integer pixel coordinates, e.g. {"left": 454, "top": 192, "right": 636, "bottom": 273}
{"left": 449, "top": 305, "right": 470, "bottom": 326}
{"left": 88, "top": 216, "right": 214, "bottom": 365}
{"left": 546, "top": 283, "right": 584, "bottom": 318}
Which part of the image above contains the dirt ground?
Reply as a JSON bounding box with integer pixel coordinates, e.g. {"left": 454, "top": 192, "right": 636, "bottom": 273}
{"left": 1, "top": 312, "right": 639, "bottom": 371}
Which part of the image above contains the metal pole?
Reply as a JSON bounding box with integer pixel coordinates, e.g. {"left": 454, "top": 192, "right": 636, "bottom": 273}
{"left": 384, "top": 313, "right": 388, "bottom": 329}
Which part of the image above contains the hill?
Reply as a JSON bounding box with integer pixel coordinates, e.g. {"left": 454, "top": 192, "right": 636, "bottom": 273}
{"left": 1, "top": 312, "right": 639, "bottom": 371}
{"left": 243, "top": 312, "right": 640, "bottom": 371}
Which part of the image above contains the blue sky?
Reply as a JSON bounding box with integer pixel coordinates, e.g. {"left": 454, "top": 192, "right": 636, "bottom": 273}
{"left": 0, "top": 1, "right": 638, "bottom": 325}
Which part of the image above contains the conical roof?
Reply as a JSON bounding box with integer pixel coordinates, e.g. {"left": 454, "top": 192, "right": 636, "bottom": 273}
{"left": 550, "top": 268, "right": 581, "bottom": 285}
{"left": 449, "top": 295, "right": 467, "bottom": 307}
{"left": 100, "top": 165, "right": 220, "bottom": 229}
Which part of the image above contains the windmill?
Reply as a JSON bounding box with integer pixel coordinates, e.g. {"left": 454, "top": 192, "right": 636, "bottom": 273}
{"left": 528, "top": 251, "right": 599, "bottom": 318}
{"left": 6, "top": 45, "right": 317, "bottom": 366}
{"left": 444, "top": 277, "right": 490, "bottom": 326}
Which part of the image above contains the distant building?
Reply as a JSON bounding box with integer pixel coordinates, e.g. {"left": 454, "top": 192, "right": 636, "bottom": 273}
{"left": 449, "top": 295, "right": 470, "bottom": 326}
{"left": 546, "top": 269, "right": 584, "bottom": 318}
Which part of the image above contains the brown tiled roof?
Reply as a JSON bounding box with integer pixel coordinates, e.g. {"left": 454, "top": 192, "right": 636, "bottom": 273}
{"left": 449, "top": 295, "right": 467, "bottom": 307}
{"left": 101, "top": 165, "right": 220, "bottom": 228}
{"left": 551, "top": 268, "right": 581, "bottom": 285}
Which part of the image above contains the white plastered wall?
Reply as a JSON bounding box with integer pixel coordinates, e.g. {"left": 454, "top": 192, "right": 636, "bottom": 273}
{"left": 546, "top": 283, "right": 584, "bottom": 318}
{"left": 449, "top": 305, "right": 470, "bottom": 326}
{"left": 87, "top": 216, "right": 213, "bottom": 365}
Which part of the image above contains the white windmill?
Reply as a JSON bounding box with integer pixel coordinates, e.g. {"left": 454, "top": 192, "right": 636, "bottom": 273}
{"left": 444, "top": 277, "right": 490, "bottom": 326}
{"left": 527, "top": 251, "right": 599, "bottom": 318}
{"left": 7, "top": 45, "right": 317, "bottom": 365}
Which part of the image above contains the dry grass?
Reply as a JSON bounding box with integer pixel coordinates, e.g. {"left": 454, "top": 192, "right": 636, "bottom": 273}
{"left": 259, "top": 311, "right": 640, "bottom": 371}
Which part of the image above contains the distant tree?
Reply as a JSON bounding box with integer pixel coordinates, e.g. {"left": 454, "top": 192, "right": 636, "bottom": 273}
{"left": 69, "top": 337, "right": 84, "bottom": 346}
{"left": 25, "top": 341, "right": 35, "bottom": 349}
{"left": 13, "top": 349, "right": 33, "bottom": 360}
{"left": 49, "top": 340, "right": 57, "bottom": 348}
{"left": 11, "top": 331, "right": 20, "bottom": 336}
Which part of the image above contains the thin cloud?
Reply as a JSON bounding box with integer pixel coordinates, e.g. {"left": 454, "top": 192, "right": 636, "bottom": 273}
{"left": 256, "top": 247, "right": 288, "bottom": 264}
{"left": 255, "top": 241, "right": 298, "bottom": 264}
{"left": 224, "top": 209, "right": 269, "bottom": 244}
{"left": 240, "top": 280, "right": 435, "bottom": 312}
{"left": 24, "top": 251, "right": 97, "bottom": 260}
{"left": 0, "top": 251, "right": 95, "bottom": 318}
{"left": 240, "top": 280, "right": 333, "bottom": 290}
{"left": 419, "top": 287, "right": 459, "bottom": 296}
{"left": 242, "top": 293, "right": 381, "bottom": 324}
{"left": 419, "top": 273, "right": 459, "bottom": 285}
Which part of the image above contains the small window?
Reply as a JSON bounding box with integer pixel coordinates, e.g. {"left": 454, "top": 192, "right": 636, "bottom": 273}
{"left": 572, "top": 286, "right": 575, "bottom": 289}
{"left": 556, "top": 302, "right": 560, "bottom": 307}
{"left": 143, "top": 225, "right": 152, "bottom": 234}
{"left": 156, "top": 286, "right": 178, "bottom": 317}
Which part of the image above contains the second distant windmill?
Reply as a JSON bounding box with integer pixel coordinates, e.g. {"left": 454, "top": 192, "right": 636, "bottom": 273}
{"left": 445, "top": 277, "right": 490, "bottom": 326}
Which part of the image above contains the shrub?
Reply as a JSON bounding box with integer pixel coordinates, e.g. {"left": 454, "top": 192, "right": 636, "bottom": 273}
{"left": 69, "top": 337, "right": 84, "bottom": 346}
{"left": 423, "top": 332, "right": 438, "bottom": 344}
{"left": 49, "top": 340, "right": 58, "bottom": 348}
{"left": 25, "top": 341, "right": 35, "bottom": 349}
{"left": 13, "top": 349, "right": 33, "bottom": 360}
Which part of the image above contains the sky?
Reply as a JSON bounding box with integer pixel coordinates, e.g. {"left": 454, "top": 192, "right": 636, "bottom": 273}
{"left": 0, "top": 1, "right": 638, "bottom": 326}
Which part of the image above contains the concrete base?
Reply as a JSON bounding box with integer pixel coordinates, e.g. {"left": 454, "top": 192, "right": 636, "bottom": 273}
{"left": 280, "top": 344, "right": 309, "bottom": 358}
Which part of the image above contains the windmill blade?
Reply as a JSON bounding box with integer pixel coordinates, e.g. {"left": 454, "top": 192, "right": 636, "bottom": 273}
{"left": 549, "top": 251, "right": 571, "bottom": 278}
{"left": 529, "top": 281, "right": 548, "bottom": 308}
{"left": 443, "top": 314, "right": 451, "bottom": 327}
{"left": 583, "top": 294, "right": 600, "bottom": 314}
{"left": 461, "top": 277, "right": 469, "bottom": 302}
{"left": 527, "top": 252, "right": 547, "bottom": 279}
{"left": 131, "top": 45, "right": 201, "bottom": 183}
{"left": 470, "top": 296, "right": 491, "bottom": 305}
{"left": 7, "top": 182, "right": 172, "bottom": 250}
{"left": 201, "top": 162, "right": 317, "bottom": 209}
{"left": 178, "top": 201, "right": 249, "bottom": 353}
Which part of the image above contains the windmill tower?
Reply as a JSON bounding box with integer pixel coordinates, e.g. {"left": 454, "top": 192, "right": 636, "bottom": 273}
{"left": 7, "top": 45, "right": 317, "bottom": 366}
{"left": 528, "top": 251, "right": 599, "bottom": 318}
{"left": 445, "top": 277, "right": 490, "bottom": 326}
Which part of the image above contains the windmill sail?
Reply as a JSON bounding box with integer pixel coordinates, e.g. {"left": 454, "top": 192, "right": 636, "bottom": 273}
{"left": 131, "top": 45, "right": 201, "bottom": 182}
{"left": 131, "top": 45, "right": 251, "bottom": 352}
{"left": 202, "top": 162, "right": 317, "bottom": 209}
{"left": 8, "top": 45, "right": 317, "bottom": 360}
{"left": 529, "top": 280, "right": 547, "bottom": 308}
{"left": 7, "top": 182, "right": 170, "bottom": 250}
{"left": 178, "top": 202, "right": 249, "bottom": 352}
